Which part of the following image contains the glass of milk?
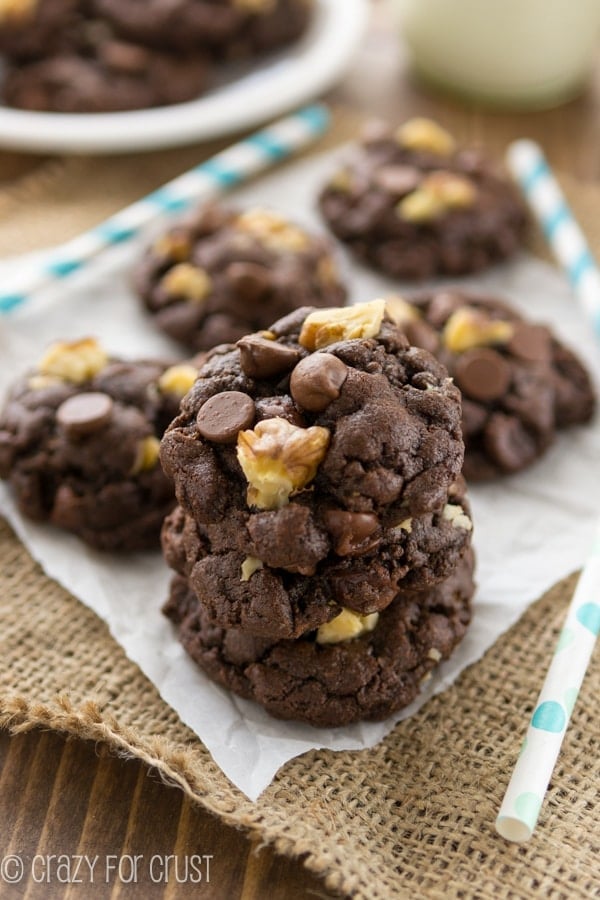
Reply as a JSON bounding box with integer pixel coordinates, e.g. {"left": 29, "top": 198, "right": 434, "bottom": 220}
{"left": 390, "top": 0, "right": 600, "bottom": 109}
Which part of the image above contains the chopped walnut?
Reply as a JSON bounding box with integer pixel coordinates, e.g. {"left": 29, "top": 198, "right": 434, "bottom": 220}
{"left": 0, "top": 0, "right": 36, "bottom": 20}
{"left": 234, "top": 209, "right": 309, "bottom": 253}
{"left": 237, "top": 416, "right": 330, "bottom": 510}
{"left": 299, "top": 299, "right": 386, "bottom": 350}
{"left": 427, "top": 647, "right": 443, "bottom": 662}
{"left": 38, "top": 338, "right": 109, "bottom": 384}
{"left": 160, "top": 263, "right": 212, "bottom": 304}
{"left": 385, "top": 296, "right": 421, "bottom": 326}
{"left": 152, "top": 232, "right": 191, "bottom": 262}
{"left": 158, "top": 364, "right": 198, "bottom": 397}
{"left": 316, "top": 608, "right": 379, "bottom": 644}
{"left": 394, "top": 517, "right": 413, "bottom": 534}
{"left": 317, "top": 255, "right": 340, "bottom": 287}
{"left": 233, "top": 0, "right": 276, "bottom": 12}
{"left": 131, "top": 436, "right": 161, "bottom": 474}
{"left": 443, "top": 308, "right": 514, "bottom": 353}
{"left": 395, "top": 118, "right": 456, "bottom": 156}
{"left": 27, "top": 374, "right": 65, "bottom": 391}
{"left": 240, "top": 556, "right": 264, "bottom": 582}
{"left": 328, "top": 168, "right": 354, "bottom": 193}
{"left": 397, "top": 172, "right": 476, "bottom": 224}
{"left": 442, "top": 503, "right": 473, "bottom": 531}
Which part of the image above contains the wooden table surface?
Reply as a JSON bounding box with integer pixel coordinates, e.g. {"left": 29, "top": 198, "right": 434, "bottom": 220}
{"left": 1, "top": 3, "right": 599, "bottom": 897}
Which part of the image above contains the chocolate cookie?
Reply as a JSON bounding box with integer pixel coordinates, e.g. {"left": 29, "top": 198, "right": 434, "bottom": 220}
{"left": 386, "top": 291, "right": 596, "bottom": 480}
{"left": 160, "top": 301, "right": 467, "bottom": 638}
{"left": 91, "top": 0, "right": 313, "bottom": 58}
{"left": 0, "top": 339, "right": 200, "bottom": 550}
{"left": 2, "top": 33, "right": 210, "bottom": 112}
{"left": 134, "top": 204, "right": 347, "bottom": 352}
{"left": 0, "top": 0, "right": 79, "bottom": 61}
{"left": 161, "top": 474, "right": 472, "bottom": 638}
{"left": 163, "top": 547, "right": 475, "bottom": 726}
{"left": 318, "top": 117, "right": 528, "bottom": 280}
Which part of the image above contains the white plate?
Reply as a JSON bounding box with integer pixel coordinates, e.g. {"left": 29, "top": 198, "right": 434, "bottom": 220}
{"left": 0, "top": 0, "right": 368, "bottom": 154}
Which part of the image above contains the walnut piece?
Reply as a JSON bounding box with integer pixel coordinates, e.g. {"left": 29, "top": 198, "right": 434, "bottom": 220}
{"left": 442, "top": 503, "right": 473, "bottom": 531}
{"left": 160, "top": 263, "right": 212, "bottom": 304}
{"left": 131, "top": 436, "right": 161, "bottom": 474}
{"left": 38, "top": 338, "right": 109, "bottom": 384}
{"left": 237, "top": 416, "right": 330, "bottom": 510}
{"left": 395, "top": 117, "right": 456, "bottom": 156}
{"left": 397, "top": 172, "right": 476, "bottom": 224}
{"left": 0, "top": 0, "right": 36, "bottom": 21}
{"left": 234, "top": 209, "right": 309, "bottom": 253}
{"left": 385, "top": 296, "right": 421, "bottom": 326}
{"left": 152, "top": 232, "right": 191, "bottom": 262}
{"left": 158, "top": 364, "right": 198, "bottom": 397}
{"left": 316, "top": 608, "right": 379, "bottom": 645}
{"left": 299, "top": 299, "right": 386, "bottom": 350}
{"left": 233, "top": 0, "right": 276, "bottom": 13}
{"left": 443, "top": 308, "right": 514, "bottom": 353}
{"left": 240, "top": 556, "right": 264, "bottom": 582}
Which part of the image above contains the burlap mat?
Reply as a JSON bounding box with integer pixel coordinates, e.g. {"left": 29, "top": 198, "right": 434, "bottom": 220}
{"left": 1, "top": 110, "right": 599, "bottom": 899}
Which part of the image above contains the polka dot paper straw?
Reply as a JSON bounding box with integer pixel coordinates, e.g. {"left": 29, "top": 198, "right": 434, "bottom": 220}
{"left": 0, "top": 104, "right": 330, "bottom": 315}
{"left": 496, "top": 520, "right": 600, "bottom": 842}
{"left": 506, "top": 139, "right": 600, "bottom": 340}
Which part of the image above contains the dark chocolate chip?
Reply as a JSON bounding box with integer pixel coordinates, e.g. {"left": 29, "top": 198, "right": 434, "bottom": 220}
{"left": 507, "top": 322, "right": 552, "bottom": 362}
{"left": 454, "top": 348, "right": 512, "bottom": 401}
{"left": 56, "top": 392, "right": 114, "bottom": 437}
{"left": 290, "top": 353, "right": 348, "bottom": 412}
{"left": 404, "top": 319, "right": 440, "bottom": 354}
{"left": 197, "top": 391, "right": 255, "bottom": 444}
{"left": 226, "top": 261, "right": 270, "bottom": 301}
{"left": 323, "top": 510, "right": 379, "bottom": 556}
{"left": 373, "top": 165, "right": 421, "bottom": 197}
{"left": 237, "top": 335, "right": 301, "bottom": 379}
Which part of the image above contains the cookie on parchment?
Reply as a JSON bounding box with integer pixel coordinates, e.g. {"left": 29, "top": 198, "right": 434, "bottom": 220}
{"left": 386, "top": 291, "right": 596, "bottom": 480}
{"left": 134, "top": 205, "right": 347, "bottom": 352}
{"left": 0, "top": 339, "right": 200, "bottom": 551}
{"left": 318, "top": 117, "right": 528, "bottom": 280}
{"left": 159, "top": 301, "right": 468, "bottom": 637}
{"left": 163, "top": 548, "right": 475, "bottom": 727}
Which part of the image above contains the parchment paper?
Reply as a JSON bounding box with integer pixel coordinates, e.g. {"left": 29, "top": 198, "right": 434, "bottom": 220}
{"left": 1, "top": 151, "right": 598, "bottom": 800}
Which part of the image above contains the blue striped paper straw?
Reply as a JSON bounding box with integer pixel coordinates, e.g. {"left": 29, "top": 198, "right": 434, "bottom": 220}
{"left": 0, "top": 104, "right": 330, "bottom": 315}
{"left": 506, "top": 139, "right": 600, "bottom": 339}
{"left": 495, "top": 518, "right": 600, "bottom": 842}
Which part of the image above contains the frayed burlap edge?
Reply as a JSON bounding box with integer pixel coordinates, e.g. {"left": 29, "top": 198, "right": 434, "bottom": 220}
{"left": 1, "top": 516, "right": 598, "bottom": 900}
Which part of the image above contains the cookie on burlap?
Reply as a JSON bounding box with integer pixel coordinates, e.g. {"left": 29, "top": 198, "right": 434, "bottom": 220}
{"left": 163, "top": 547, "right": 475, "bottom": 726}
{"left": 318, "top": 117, "right": 528, "bottom": 280}
{"left": 0, "top": 339, "right": 200, "bottom": 551}
{"left": 134, "top": 205, "right": 347, "bottom": 352}
{"left": 160, "top": 300, "right": 467, "bottom": 638}
{"left": 1, "top": 33, "right": 210, "bottom": 112}
{"left": 386, "top": 291, "right": 596, "bottom": 480}
{"left": 91, "top": 0, "right": 313, "bottom": 58}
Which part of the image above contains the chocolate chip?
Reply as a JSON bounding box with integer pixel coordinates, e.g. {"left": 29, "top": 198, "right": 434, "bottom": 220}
{"left": 373, "top": 165, "right": 421, "bottom": 196}
{"left": 56, "top": 392, "right": 114, "bottom": 437}
{"left": 237, "top": 335, "right": 301, "bottom": 379}
{"left": 427, "top": 291, "right": 466, "bottom": 328}
{"left": 507, "top": 322, "right": 552, "bottom": 362}
{"left": 454, "top": 348, "right": 511, "bottom": 401}
{"left": 290, "top": 353, "right": 348, "bottom": 412}
{"left": 323, "top": 510, "right": 379, "bottom": 556}
{"left": 404, "top": 319, "right": 439, "bottom": 354}
{"left": 197, "top": 391, "right": 255, "bottom": 443}
{"left": 226, "top": 261, "right": 270, "bottom": 301}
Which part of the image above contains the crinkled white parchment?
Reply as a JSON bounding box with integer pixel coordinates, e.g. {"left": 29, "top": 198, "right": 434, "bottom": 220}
{"left": 0, "top": 151, "right": 598, "bottom": 800}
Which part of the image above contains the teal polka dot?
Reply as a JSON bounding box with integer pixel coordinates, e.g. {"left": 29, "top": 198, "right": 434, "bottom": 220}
{"left": 576, "top": 602, "right": 600, "bottom": 636}
{"left": 515, "top": 792, "right": 543, "bottom": 831}
{"left": 555, "top": 627, "right": 575, "bottom": 653}
{"left": 564, "top": 687, "right": 578, "bottom": 716}
{"left": 531, "top": 700, "right": 566, "bottom": 732}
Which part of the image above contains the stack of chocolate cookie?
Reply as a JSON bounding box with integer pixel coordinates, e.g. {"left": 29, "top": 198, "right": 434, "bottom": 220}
{"left": 160, "top": 300, "right": 476, "bottom": 726}
{"left": 0, "top": 0, "right": 313, "bottom": 112}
